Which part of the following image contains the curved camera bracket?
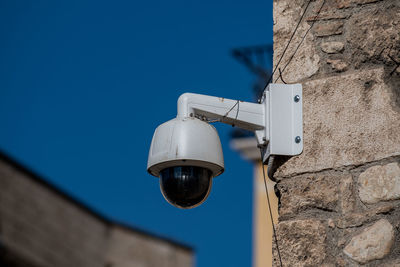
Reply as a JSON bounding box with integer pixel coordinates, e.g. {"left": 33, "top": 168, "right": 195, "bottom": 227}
{"left": 177, "top": 83, "right": 303, "bottom": 163}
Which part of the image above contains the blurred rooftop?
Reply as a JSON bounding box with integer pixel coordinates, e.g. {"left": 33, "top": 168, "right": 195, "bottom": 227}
{"left": 0, "top": 151, "right": 193, "bottom": 267}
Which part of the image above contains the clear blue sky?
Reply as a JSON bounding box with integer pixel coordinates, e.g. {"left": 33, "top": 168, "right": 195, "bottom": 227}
{"left": 0, "top": 1, "right": 273, "bottom": 266}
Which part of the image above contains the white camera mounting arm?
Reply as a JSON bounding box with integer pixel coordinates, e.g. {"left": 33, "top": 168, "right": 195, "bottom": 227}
{"left": 177, "top": 83, "right": 303, "bottom": 161}
{"left": 178, "top": 93, "right": 265, "bottom": 142}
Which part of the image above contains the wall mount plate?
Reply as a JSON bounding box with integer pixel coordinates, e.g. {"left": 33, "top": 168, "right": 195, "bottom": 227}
{"left": 263, "top": 83, "right": 303, "bottom": 161}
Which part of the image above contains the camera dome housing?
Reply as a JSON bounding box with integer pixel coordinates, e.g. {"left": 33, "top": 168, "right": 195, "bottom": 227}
{"left": 159, "top": 166, "right": 212, "bottom": 208}
{"left": 147, "top": 117, "right": 224, "bottom": 208}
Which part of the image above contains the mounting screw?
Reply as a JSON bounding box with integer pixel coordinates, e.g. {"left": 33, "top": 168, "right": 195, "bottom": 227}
{"left": 295, "top": 136, "right": 301, "bottom": 143}
{"left": 294, "top": 95, "right": 300, "bottom": 102}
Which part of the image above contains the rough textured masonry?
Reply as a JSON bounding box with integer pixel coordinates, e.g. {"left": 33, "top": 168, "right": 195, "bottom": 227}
{"left": 272, "top": 0, "right": 400, "bottom": 266}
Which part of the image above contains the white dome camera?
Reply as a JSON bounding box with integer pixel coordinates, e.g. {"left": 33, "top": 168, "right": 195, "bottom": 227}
{"left": 148, "top": 84, "right": 303, "bottom": 209}
{"left": 147, "top": 117, "right": 224, "bottom": 208}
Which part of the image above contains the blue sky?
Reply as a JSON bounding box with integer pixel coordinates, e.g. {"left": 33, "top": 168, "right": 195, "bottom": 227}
{"left": 0, "top": 1, "right": 273, "bottom": 266}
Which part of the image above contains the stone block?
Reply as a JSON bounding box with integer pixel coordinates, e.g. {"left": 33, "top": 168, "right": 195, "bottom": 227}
{"left": 374, "top": 203, "right": 396, "bottom": 214}
{"left": 382, "top": 259, "right": 400, "bottom": 267}
{"left": 335, "top": 0, "right": 383, "bottom": 9}
{"left": 274, "top": 219, "right": 326, "bottom": 266}
{"left": 336, "top": 214, "right": 366, "bottom": 229}
{"left": 273, "top": 0, "right": 320, "bottom": 83}
{"left": 358, "top": 162, "right": 400, "bottom": 204}
{"left": 314, "top": 21, "right": 344, "bottom": 37}
{"left": 278, "top": 173, "right": 343, "bottom": 216}
{"left": 273, "top": 0, "right": 308, "bottom": 36}
{"left": 340, "top": 175, "right": 355, "bottom": 214}
{"left": 347, "top": 3, "right": 400, "bottom": 67}
{"left": 335, "top": 0, "right": 352, "bottom": 9}
{"left": 336, "top": 204, "right": 396, "bottom": 229}
{"left": 307, "top": 1, "right": 349, "bottom": 21}
{"left": 353, "top": 0, "right": 383, "bottom": 4}
{"left": 321, "top": 41, "right": 345, "bottom": 54}
{"left": 275, "top": 68, "right": 400, "bottom": 177}
{"left": 306, "top": 13, "right": 348, "bottom": 22}
{"left": 275, "top": 32, "right": 320, "bottom": 83}
{"left": 343, "top": 219, "right": 394, "bottom": 263}
{"left": 327, "top": 59, "right": 348, "bottom": 72}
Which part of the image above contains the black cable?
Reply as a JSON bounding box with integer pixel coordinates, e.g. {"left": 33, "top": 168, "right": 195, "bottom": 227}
{"left": 267, "top": 155, "right": 276, "bottom": 182}
{"left": 278, "top": 68, "right": 287, "bottom": 84}
{"left": 264, "top": 0, "right": 313, "bottom": 88}
{"left": 275, "top": 0, "right": 326, "bottom": 83}
{"left": 233, "top": 100, "right": 240, "bottom": 127}
{"left": 221, "top": 100, "right": 240, "bottom": 126}
{"left": 260, "top": 150, "right": 283, "bottom": 267}
{"left": 207, "top": 100, "right": 240, "bottom": 124}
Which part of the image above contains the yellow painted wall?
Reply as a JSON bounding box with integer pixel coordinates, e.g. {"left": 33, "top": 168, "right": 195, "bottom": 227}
{"left": 253, "top": 162, "right": 279, "bottom": 267}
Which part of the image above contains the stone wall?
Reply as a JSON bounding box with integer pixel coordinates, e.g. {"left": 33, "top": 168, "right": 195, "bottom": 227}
{"left": 272, "top": 0, "right": 400, "bottom": 266}
{"left": 0, "top": 154, "right": 193, "bottom": 267}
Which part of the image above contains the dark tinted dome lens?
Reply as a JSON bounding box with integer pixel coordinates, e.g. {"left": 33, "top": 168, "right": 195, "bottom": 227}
{"left": 160, "top": 166, "right": 212, "bottom": 209}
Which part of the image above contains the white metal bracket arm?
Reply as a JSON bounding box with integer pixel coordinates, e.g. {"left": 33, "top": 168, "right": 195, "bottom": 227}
{"left": 177, "top": 84, "right": 303, "bottom": 161}
{"left": 178, "top": 93, "right": 266, "bottom": 144}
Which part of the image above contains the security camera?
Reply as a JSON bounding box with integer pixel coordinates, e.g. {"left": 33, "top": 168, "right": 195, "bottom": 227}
{"left": 147, "top": 84, "right": 303, "bottom": 209}
{"left": 147, "top": 117, "right": 224, "bottom": 209}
